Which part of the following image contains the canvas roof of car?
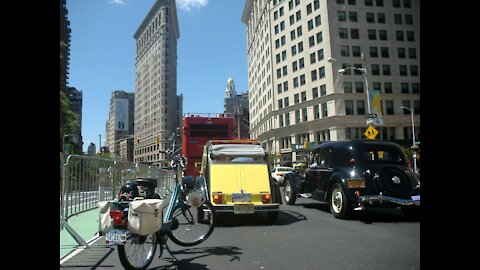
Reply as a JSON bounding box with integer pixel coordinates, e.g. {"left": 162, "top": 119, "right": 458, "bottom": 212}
{"left": 209, "top": 143, "right": 266, "bottom": 158}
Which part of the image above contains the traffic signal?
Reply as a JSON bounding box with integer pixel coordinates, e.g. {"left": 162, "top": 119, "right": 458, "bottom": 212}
{"left": 156, "top": 135, "right": 160, "bottom": 145}
{"left": 137, "top": 138, "right": 140, "bottom": 144}
{"left": 303, "top": 140, "right": 308, "bottom": 148}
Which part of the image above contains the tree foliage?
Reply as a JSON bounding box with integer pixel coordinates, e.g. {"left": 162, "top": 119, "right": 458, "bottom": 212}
{"left": 60, "top": 90, "right": 80, "bottom": 152}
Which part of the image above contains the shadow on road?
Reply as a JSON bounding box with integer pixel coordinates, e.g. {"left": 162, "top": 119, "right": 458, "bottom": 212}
{"left": 357, "top": 207, "right": 421, "bottom": 224}
{"left": 150, "top": 246, "right": 243, "bottom": 270}
{"left": 215, "top": 210, "right": 307, "bottom": 227}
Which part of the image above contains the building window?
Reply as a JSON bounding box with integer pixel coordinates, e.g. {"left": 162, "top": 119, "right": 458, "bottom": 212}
{"left": 289, "top": 14, "right": 295, "bottom": 25}
{"left": 350, "top": 28, "right": 359, "bottom": 39}
{"left": 405, "top": 14, "right": 413, "bottom": 25}
{"left": 314, "top": 105, "right": 320, "bottom": 119}
{"left": 291, "top": 45, "right": 297, "bottom": 56}
{"left": 366, "top": 12, "right": 374, "bottom": 23}
{"left": 317, "top": 49, "right": 324, "bottom": 60}
{"left": 339, "top": 28, "right": 348, "bottom": 39}
{"left": 401, "top": 83, "right": 409, "bottom": 93}
{"left": 319, "top": 67, "right": 325, "bottom": 78}
{"left": 337, "top": 11, "right": 346, "bottom": 21}
{"left": 314, "top": 0, "right": 320, "bottom": 10}
{"left": 278, "top": 99, "right": 283, "bottom": 109}
{"left": 410, "top": 65, "right": 418, "bottom": 76}
{"left": 368, "top": 29, "right": 376, "bottom": 40}
{"left": 384, "top": 82, "right": 392, "bottom": 93}
{"left": 398, "top": 48, "right": 406, "bottom": 58}
{"left": 396, "top": 31, "right": 404, "bottom": 41}
{"left": 316, "top": 32, "right": 323, "bottom": 43}
{"left": 399, "top": 65, "right": 408, "bottom": 76}
{"left": 311, "top": 69, "right": 318, "bottom": 81}
{"left": 300, "top": 74, "right": 306, "bottom": 85}
{"left": 344, "top": 82, "right": 352, "bottom": 93}
{"left": 307, "top": 3, "right": 313, "bottom": 14}
{"left": 309, "top": 36, "right": 315, "bottom": 47}
{"left": 382, "top": 65, "right": 391, "bottom": 75}
{"left": 393, "top": 0, "right": 400, "bottom": 7}
{"left": 294, "top": 93, "right": 300, "bottom": 104}
{"left": 365, "top": 0, "right": 373, "bottom": 6}
{"left": 312, "top": 87, "right": 319, "bottom": 98}
{"left": 404, "top": 0, "right": 411, "bottom": 8}
{"left": 408, "top": 48, "right": 417, "bottom": 59}
{"left": 352, "top": 46, "right": 361, "bottom": 57}
{"left": 386, "top": 100, "right": 394, "bottom": 115}
{"left": 355, "top": 82, "right": 364, "bottom": 93}
{"left": 341, "top": 46, "right": 350, "bottom": 57}
{"left": 292, "top": 61, "right": 298, "bottom": 72}
{"left": 406, "top": 31, "right": 415, "bottom": 41}
{"left": 349, "top": 12, "right": 357, "bottom": 22}
{"left": 370, "top": 47, "right": 378, "bottom": 58}
{"left": 376, "top": 0, "right": 384, "bottom": 7}
{"left": 371, "top": 64, "right": 380, "bottom": 75}
{"left": 284, "top": 97, "right": 289, "bottom": 107}
{"left": 413, "top": 100, "right": 420, "bottom": 114}
{"left": 301, "top": 91, "right": 307, "bottom": 102}
{"left": 412, "top": 83, "right": 420, "bottom": 93}
{"left": 377, "top": 13, "right": 386, "bottom": 23}
{"left": 293, "top": 77, "right": 299, "bottom": 88}
{"left": 379, "top": 30, "right": 387, "bottom": 40}
{"left": 320, "top": 85, "right": 326, "bottom": 96}
{"left": 373, "top": 82, "right": 381, "bottom": 92}
{"left": 277, "top": 83, "right": 283, "bottom": 94}
{"left": 322, "top": 103, "right": 328, "bottom": 117}
{"left": 345, "top": 100, "right": 354, "bottom": 115}
{"left": 357, "top": 100, "right": 365, "bottom": 115}
{"left": 295, "top": 110, "right": 301, "bottom": 123}
{"left": 298, "top": 42, "right": 304, "bottom": 52}
{"left": 285, "top": 112, "right": 290, "bottom": 125}
{"left": 296, "top": 11, "right": 301, "bottom": 21}
{"left": 297, "top": 26, "right": 303, "bottom": 37}
{"left": 279, "top": 114, "right": 284, "bottom": 127}
{"left": 308, "top": 20, "right": 314, "bottom": 31}
{"left": 394, "top": 14, "right": 403, "bottom": 24}
{"left": 299, "top": 58, "right": 305, "bottom": 68}
{"left": 310, "top": 52, "right": 316, "bottom": 64}
{"left": 302, "top": 108, "right": 308, "bottom": 122}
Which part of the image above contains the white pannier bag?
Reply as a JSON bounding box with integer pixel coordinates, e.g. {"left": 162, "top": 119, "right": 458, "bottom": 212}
{"left": 98, "top": 201, "right": 113, "bottom": 233}
{"left": 127, "top": 199, "right": 164, "bottom": 236}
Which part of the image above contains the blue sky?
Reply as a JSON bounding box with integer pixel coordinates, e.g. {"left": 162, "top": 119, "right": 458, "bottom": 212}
{"left": 67, "top": 0, "right": 249, "bottom": 152}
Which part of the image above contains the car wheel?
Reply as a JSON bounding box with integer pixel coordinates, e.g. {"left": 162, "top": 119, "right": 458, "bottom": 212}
{"left": 283, "top": 177, "right": 297, "bottom": 205}
{"left": 329, "top": 183, "right": 352, "bottom": 219}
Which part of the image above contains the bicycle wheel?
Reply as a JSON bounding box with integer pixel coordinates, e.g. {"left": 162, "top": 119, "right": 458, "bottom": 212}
{"left": 117, "top": 232, "right": 157, "bottom": 270}
{"left": 168, "top": 200, "right": 216, "bottom": 246}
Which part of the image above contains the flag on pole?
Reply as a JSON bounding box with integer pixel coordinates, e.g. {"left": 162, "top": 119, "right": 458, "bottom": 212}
{"left": 369, "top": 89, "right": 384, "bottom": 125}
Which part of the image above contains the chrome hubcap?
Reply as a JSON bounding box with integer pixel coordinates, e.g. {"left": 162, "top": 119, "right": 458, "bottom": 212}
{"left": 332, "top": 190, "right": 342, "bottom": 213}
{"left": 284, "top": 183, "right": 291, "bottom": 201}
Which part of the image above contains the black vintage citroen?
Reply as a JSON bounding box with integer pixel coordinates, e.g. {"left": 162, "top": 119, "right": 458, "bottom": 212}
{"left": 283, "top": 140, "right": 420, "bottom": 219}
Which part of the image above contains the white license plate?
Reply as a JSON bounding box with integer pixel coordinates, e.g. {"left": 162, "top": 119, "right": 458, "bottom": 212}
{"left": 232, "top": 193, "right": 251, "bottom": 202}
{"left": 234, "top": 204, "right": 254, "bottom": 214}
{"left": 106, "top": 229, "right": 128, "bottom": 245}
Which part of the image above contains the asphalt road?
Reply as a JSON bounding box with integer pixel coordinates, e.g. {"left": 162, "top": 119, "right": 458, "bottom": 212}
{"left": 60, "top": 196, "right": 420, "bottom": 270}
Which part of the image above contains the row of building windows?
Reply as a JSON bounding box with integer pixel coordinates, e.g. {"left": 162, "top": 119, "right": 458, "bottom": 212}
{"left": 337, "top": 0, "right": 412, "bottom": 8}
{"left": 341, "top": 63, "right": 419, "bottom": 76}
{"left": 338, "top": 11, "right": 414, "bottom": 25}
{"left": 340, "top": 46, "right": 417, "bottom": 59}
{"left": 339, "top": 28, "right": 415, "bottom": 42}
{"left": 344, "top": 81, "right": 420, "bottom": 94}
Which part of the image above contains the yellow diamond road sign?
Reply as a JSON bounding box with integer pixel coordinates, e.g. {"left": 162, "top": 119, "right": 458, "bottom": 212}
{"left": 365, "top": 125, "right": 379, "bottom": 140}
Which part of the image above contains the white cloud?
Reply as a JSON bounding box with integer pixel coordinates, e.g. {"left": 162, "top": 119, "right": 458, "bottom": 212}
{"left": 177, "top": 0, "right": 208, "bottom": 11}
{"left": 108, "top": 0, "right": 126, "bottom": 5}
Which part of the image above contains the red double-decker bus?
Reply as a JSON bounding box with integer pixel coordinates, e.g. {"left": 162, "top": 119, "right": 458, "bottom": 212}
{"left": 182, "top": 113, "right": 234, "bottom": 178}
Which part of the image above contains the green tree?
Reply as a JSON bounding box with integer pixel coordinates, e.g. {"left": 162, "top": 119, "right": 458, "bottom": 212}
{"left": 60, "top": 90, "right": 81, "bottom": 152}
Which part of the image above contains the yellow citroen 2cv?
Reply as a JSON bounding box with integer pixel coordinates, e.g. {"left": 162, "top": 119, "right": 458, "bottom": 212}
{"left": 196, "top": 139, "right": 281, "bottom": 223}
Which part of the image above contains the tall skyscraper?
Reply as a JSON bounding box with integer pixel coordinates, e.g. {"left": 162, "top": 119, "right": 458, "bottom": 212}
{"left": 224, "top": 77, "right": 250, "bottom": 139}
{"left": 66, "top": 86, "right": 83, "bottom": 151}
{"left": 242, "top": 0, "right": 420, "bottom": 165}
{"left": 106, "top": 90, "right": 135, "bottom": 161}
{"left": 133, "top": 0, "right": 180, "bottom": 167}
{"left": 60, "top": 0, "right": 70, "bottom": 92}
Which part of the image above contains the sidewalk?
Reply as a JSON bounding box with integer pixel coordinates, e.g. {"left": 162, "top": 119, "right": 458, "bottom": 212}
{"left": 60, "top": 208, "right": 100, "bottom": 259}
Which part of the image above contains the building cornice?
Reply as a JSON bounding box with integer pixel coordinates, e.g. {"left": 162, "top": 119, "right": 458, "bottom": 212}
{"left": 241, "top": 0, "right": 254, "bottom": 24}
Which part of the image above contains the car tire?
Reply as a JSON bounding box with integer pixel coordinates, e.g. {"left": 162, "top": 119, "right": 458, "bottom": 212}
{"left": 283, "top": 177, "right": 297, "bottom": 205}
{"left": 329, "top": 183, "right": 352, "bottom": 219}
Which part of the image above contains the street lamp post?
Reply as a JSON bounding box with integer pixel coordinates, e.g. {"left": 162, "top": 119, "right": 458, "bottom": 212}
{"left": 400, "top": 106, "right": 417, "bottom": 174}
{"left": 337, "top": 57, "right": 372, "bottom": 125}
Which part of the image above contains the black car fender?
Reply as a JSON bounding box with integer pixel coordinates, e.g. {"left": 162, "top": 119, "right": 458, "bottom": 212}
{"left": 283, "top": 172, "right": 304, "bottom": 194}
{"left": 326, "top": 173, "right": 357, "bottom": 203}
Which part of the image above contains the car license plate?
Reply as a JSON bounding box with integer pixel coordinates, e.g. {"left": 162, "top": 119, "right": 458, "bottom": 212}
{"left": 234, "top": 204, "right": 254, "bottom": 214}
{"left": 105, "top": 229, "right": 128, "bottom": 245}
{"left": 347, "top": 179, "right": 365, "bottom": 189}
{"left": 232, "top": 193, "right": 251, "bottom": 202}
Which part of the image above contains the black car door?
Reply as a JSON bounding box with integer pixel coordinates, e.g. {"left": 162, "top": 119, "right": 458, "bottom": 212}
{"left": 311, "top": 148, "right": 334, "bottom": 201}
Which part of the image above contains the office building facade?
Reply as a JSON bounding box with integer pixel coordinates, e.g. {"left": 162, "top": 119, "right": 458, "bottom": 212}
{"left": 106, "top": 90, "right": 135, "bottom": 161}
{"left": 242, "top": 0, "right": 420, "bottom": 165}
{"left": 133, "top": 0, "right": 180, "bottom": 166}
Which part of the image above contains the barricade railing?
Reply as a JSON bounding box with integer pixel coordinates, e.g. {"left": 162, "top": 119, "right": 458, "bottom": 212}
{"left": 60, "top": 153, "right": 175, "bottom": 249}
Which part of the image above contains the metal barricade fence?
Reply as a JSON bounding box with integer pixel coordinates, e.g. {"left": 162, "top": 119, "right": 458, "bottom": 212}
{"left": 60, "top": 153, "right": 176, "bottom": 248}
